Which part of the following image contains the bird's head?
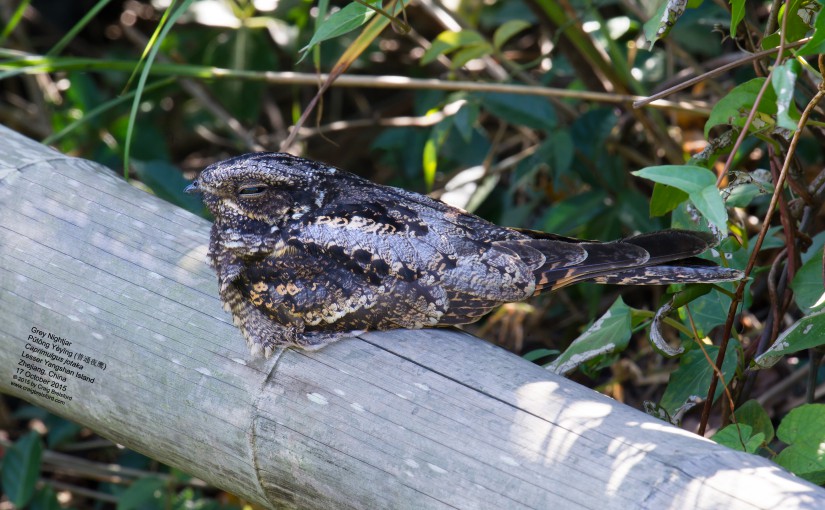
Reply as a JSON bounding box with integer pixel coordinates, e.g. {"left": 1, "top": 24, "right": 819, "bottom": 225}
{"left": 185, "top": 152, "right": 338, "bottom": 228}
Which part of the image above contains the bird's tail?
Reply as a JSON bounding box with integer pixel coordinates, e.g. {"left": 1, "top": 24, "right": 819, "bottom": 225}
{"left": 523, "top": 229, "right": 743, "bottom": 295}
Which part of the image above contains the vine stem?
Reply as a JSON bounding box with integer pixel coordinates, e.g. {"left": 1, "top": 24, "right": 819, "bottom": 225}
{"left": 697, "top": 71, "right": 825, "bottom": 436}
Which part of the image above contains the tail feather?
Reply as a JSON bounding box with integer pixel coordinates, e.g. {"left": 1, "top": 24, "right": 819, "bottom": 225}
{"left": 520, "top": 229, "right": 743, "bottom": 294}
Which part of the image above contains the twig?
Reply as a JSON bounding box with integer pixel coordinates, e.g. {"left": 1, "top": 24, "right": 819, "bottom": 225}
{"left": 633, "top": 38, "right": 811, "bottom": 109}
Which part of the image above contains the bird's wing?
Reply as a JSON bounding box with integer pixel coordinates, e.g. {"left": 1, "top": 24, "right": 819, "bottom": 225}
{"left": 286, "top": 187, "right": 593, "bottom": 303}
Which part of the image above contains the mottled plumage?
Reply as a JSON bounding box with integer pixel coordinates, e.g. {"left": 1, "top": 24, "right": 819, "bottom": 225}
{"left": 185, "top": 152, "right": 742, "bottom": 358}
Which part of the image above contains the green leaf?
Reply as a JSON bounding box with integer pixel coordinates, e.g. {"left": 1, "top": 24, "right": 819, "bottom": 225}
{"left": 548, "top": 298, "right": 632, "bottom": 375}
{"left": 420, "top": 30, "right": 487, "bottom": 65}
{"left": 540, "top": 190, "right": 607, "bottom": 234}
{"left": 797, "top": 8, "right": 825, "bottom": 55}
{"left": 691, "top": 183, "right": 729, "bottom": 231}
{"left": 729, "top": 0, "right": 746, "bottom": 36}
{"left": 677, "top": 282, "right": 735, "bottom": 338}
{"left": 771, "top": 59, "right": 802, "bottom": 131}
{"left": 712, "top": 423, "right": 764, "bottom": 453}
{"left": 754, "top": 309, "right": 825, "bottom": 368}
{"left": 659, "top": 339, "right": 739, "bottom": 416}
{"left": 633, "top": 166, "right": 728, "bottom": 231}
{"left": 775, "top": 404, "right": 825, "bottom": 484}
{"left": 643, "top": 0, "right": 688, "bottom": 48}
{"left": 762, "top": 0, "right": 818, "bottom": 49}
{"left": 546, "top": 130, "right": 574, "bottom": 181}
{"left": 633, "top": 165, "right": 715, "bottom": 194}
{"left": 1, "top": 431, "right": 43, "bottom": 507}
{"left": 28, "top": 486, "right": 61, "bottom": 510}
{"left": 725, "top": 182, "right": 770, "bottom": 208}
{"left": 450, "top": 43, "right": 493, "bottom": 68}
{"left": 734, "top": 399, "right": 775, "bottom": 444}
{"left": 650, "top": 183, "right": 689, "bottom": 217}
{"left": 791, "top": 246, "right": 825, "bottom": 312}
{"left": 422, "top": 117, "right": 451, "bottom": 191}
{"left": 478, "top": 92, "right": 557, "bottom": 131}
{"left": 493, "top": 19, "right": 531, "bottom": 50}
{"left": 298, "top": 0, "right": 381, "bottom": 60}
{"left": 117, "top": 478, "right": 167, "bottom": 510}
{"left": 522, "top": 348, "right": 560, "bottom": 362}
{"left": 45, "top": 415, "right": 82, "bottom": 448}
{"left": 704, "top": 78, "right": 777, "bottom": 137}
{"left": 453, "top": 101, "right": 478, "bottom": 143}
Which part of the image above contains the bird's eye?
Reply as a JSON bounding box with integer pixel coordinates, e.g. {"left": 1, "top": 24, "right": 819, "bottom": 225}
{"left": 238, "top": 184, "right": 267, "bottom": 197}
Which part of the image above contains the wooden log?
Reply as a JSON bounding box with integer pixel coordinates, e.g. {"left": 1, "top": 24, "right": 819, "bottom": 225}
{"left": 1, "top": 125, "right": 823, "bottom": 509}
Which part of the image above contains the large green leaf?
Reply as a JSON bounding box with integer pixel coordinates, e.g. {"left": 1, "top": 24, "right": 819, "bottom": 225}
{"left": 478, "top": 92, "right": 557, "bottom": 131}
{"left": 734, "top": 399, "right": 775, "bottom": 444}
{"left": 791, "top": 246, "right": 825, "bottom": 312}
{"left": 775, "top": 404, "right": 825, "bottom": 484}
{"left": 548, "top": 298, "right": 632, "bottom": 375}
{"left": 650, "top": 183, "right": 688, "bottom": 217}
{"left": 633, "top": 165, "right": 727, "bottom": 231}
{"left": 704, "top": 78, "right": 777, "bottom": 137}
{"left": 633, "top": 165, "right": 715, "bottom": 193}
{"left": 712, "top": 423, "right": 764, "bottom": 453}
{"left": 659, "top": 339, "right": 739, "bottom": 416}
{"left": 117, "top": 477, "right": 167, "bottom": 510}
{"left": 28, "top": 487, "right": 61, "bottom": 510}
{"left": 1, "top": 431, "right": 43, "bottom": 507}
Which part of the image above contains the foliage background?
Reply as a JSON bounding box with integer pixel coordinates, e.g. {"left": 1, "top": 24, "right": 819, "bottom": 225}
{"left": 2, "top": 0, "right": 825, "bottom": 506}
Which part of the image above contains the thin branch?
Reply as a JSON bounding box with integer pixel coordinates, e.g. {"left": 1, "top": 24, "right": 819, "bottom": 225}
{"left": 633, "top": 38, "right": 811, "bottom": 109}
{"left": 0, "top": 54, "right": 714, "bottom": 115}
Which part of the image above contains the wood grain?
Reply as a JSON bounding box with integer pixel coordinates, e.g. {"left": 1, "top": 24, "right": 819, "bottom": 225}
{"left": 1, "top": 125, "right": 823, "bottom": 509}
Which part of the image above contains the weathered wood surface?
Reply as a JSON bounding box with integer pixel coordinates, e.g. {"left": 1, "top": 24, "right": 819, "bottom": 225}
{"left": 1, "top": 125, "right": 824, "bottom": 509}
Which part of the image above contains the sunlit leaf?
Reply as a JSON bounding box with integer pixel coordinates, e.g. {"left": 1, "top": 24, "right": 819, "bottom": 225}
{"left": 298, "top": 0, "right": 382, "bottom": 61}
{"left": 493, "top": 19, "right": 531, "bottom": 50}
{"left": 775, "top": 404, "right": 825, "bottom": 484}
{"left": 420, "top": 30, "right": 487, "bottom": 65}
{"left": 754, "top": 309, "right": 825, "bottom": 368}
{"left": 712, "top": 423, "right": 764, "bottom": 453}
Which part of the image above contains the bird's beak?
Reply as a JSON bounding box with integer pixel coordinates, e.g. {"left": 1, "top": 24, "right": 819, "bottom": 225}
{"left": 184, "top": 181, "right": 201, "bottom": 194}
